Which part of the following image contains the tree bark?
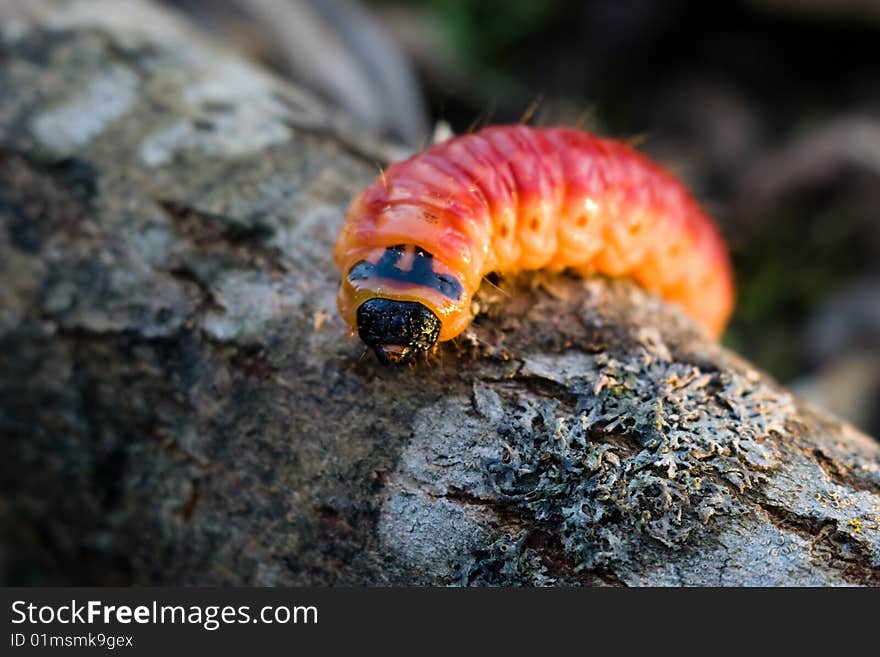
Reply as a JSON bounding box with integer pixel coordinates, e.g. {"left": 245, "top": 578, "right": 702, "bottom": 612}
{"left": 2, "top": 0, "right": 879, "bottom": 586}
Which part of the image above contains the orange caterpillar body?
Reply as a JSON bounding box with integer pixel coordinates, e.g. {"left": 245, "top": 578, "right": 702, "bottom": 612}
{"left": 334, "top": 125, "right": 734, "bottom": 363}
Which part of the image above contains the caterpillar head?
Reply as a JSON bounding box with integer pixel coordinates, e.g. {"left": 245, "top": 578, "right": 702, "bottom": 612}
{"left": 356, "top": 298, "right": 441, "bottom": 364}
{"left": 335, "top": 244, "right": 470, "bottom": 364}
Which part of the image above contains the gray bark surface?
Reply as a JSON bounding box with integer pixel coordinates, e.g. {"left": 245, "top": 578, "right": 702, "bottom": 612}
{"left": 2, "top": 0, "right": 879, "bottom": 586}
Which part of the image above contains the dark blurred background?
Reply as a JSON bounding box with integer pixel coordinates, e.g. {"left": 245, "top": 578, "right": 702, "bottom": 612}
{"left": 164, "top": 0, "right": 880, "bottom": 436}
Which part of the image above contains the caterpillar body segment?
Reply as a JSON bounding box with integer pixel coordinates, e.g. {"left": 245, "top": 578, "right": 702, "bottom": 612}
{"left": 334, "top": 125, "right": 735, "bottom": 363}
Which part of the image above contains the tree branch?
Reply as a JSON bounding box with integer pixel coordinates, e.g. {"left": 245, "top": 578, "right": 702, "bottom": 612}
{"left": 1, "top": 0, "right": 878, "bottom": 586}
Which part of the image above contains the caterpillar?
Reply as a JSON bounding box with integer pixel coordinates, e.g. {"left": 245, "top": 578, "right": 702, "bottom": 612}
{"left": 334, "top": 125, "right": 734, "bottom": 363}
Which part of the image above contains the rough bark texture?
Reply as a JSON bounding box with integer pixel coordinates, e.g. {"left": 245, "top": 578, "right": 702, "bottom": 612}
{"left": 2, "top": 0, "right": 879, "bottom": 586}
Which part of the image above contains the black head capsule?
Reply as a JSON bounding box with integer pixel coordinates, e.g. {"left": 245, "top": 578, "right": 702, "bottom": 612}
{"left": 356, "top": 298, "right": 441, "bottom": 364}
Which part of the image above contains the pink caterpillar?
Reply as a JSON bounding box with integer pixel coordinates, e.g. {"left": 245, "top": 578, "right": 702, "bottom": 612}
{"left": 334, "top": 125, "right": 734, "bottom": 363}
